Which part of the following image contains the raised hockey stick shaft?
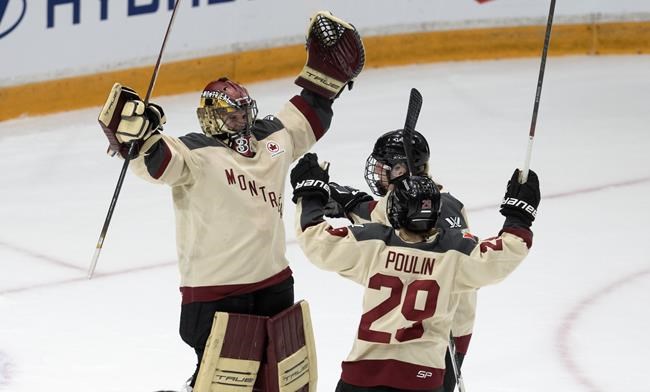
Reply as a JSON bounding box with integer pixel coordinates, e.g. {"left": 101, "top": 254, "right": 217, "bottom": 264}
{"left": 403, "top": 88, "right": 423, "bottom": 175}
{"left": 88, "top": 0, "right": 182, "bottom": 279}
{"left": 144, "top": 0, "right": 180, "bottom": 104}
{"left": 520, "top": 0, "right": 556, "bottom": 184}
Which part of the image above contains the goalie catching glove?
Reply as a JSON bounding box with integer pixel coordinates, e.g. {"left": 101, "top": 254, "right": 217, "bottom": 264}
{"left": 98, "top": 83, "right": 166, "bottom": 157}
{"left": 295, "top": 11, "right": 365, "bottom": 99}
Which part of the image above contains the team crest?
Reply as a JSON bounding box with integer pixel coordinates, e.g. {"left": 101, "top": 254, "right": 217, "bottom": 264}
{"left": 266, "top": 140, "right": 285, "bottom": 157}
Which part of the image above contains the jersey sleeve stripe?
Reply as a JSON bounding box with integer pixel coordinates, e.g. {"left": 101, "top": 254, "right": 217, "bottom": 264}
{"left": 289, "top": 95, "right": 326, "bottom": 141}
{"left": 453, "top": 333, "right": 472, "bottom": 354}
{"left": 144, "top": 139, "right": 172, "bottom": 180}
{"left": 500, "top": 226, "right": 533, "bottom": 248}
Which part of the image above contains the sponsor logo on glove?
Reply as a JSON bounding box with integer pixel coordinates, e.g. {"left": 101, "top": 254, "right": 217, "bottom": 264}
{"left": 501, "top": 197, "right": 537, "bottom": 218}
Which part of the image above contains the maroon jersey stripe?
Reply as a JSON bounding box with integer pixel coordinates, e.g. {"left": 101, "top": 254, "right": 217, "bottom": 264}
{"left": 179, "top": 267, "right": 292, "bottom": 304}
{"left": 342, "top": 359, "right": 444, "bottom": 390}
{"left": 145, "top": 140, "right": 172, "bottom": 180}
{"left": 290, "top": 95, "right": 325, "bottom": 140}
{"left": 500, "top": 227, "right": 533, "bottom": 248}
{"left": 454, "top": 333, "right": 472, "bottom": 354}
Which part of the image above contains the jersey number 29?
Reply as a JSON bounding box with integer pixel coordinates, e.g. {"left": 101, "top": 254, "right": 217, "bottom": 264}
{"left": 359, "top": 273, "right": 440, "bottom": 343}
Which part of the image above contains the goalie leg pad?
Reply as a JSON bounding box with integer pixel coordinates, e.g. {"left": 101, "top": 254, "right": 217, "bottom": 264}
{"left": 194, "top": 312, "right": 268, "bottom": 392}
{"left": 258, "top": 300, "right": 318, "bottom": 392}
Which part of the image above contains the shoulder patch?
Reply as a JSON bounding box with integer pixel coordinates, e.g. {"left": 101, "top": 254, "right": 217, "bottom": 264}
{"left": 438, "top": 193, "right": 467, "bottom": 230}
{"left": 265, "top": 140, "right": 286, "bottom": 158}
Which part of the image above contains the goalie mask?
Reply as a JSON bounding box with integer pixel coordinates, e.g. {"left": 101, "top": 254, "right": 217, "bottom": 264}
{"left": 196, "top": 78, "right": 259, "bottom": 137}
{"left": 364, "top": 129, "right": 430, "bottom": 196}
{"left": 387, "top": 176, "right": 441, "bottom": 234}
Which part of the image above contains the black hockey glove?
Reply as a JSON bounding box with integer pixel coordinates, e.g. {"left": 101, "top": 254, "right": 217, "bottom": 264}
{"left": 329, "top": 182, "right": 374, "bottom": 214}
{"left": 500, "top": 169, "right": 540, "bottom": 228}
{"left": 323, "top": 197, "right": 346, "bottom": 218}
{"left": 291, "top": 153, "right": 330, "bottom": 204}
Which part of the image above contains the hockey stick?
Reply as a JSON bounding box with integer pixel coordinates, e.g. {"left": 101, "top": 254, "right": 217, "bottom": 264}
{"left": 402, "top": 88, "right": 423, "bottom": 175}
{"left": 403, "top": 89, "right": 466, "bottom": 391}
{"left": 448, "top": 335, "right": 466, "bottom": 392}
{"left": 88, "top": 0, "right": 182, "bottom": 279}
{"left": 520, "top": 0, "right": 556, "bottom": 184}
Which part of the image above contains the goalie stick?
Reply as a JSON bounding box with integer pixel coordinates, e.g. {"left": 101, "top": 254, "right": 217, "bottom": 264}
{"left": 520, "top": 0, "right": 556, "bottom": 184}
{"left": 88, "top": 0, "right": 181, "bottom": 279}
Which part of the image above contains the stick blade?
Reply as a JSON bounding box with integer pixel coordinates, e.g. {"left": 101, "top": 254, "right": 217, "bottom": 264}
{"left": 404, "top": 88, "right": 423, "bottom": 132}
{"left": 402, "top": 88, "right": 423, "bottom": 175}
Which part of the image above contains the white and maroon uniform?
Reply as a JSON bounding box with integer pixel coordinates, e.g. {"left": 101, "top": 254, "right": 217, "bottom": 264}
{"left": 348, "top": 191, "right": 476, "bottom": 354}
{"left": 130, "top": 91, "right": 332, "bottom": 305}
{"left": 296, "top": 197, "right": 532, "bottom": 390}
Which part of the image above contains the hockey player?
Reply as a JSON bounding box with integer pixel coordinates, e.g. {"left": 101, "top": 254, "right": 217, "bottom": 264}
{"left": 290, "top": 152, "right": 540, "bottom": 392}
{"left": 97, "top": 11, "right": 365, "bottom": 391}
{"left": 325, "top": 129, "right": 475, "bottom": 391}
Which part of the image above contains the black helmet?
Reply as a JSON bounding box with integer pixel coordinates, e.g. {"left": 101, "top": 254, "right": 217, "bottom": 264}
{"left": 387, "top": 176, "right": 441, "bottom": 234}
{"left": 364, "top": 129, "right": 430, "bottom": 196}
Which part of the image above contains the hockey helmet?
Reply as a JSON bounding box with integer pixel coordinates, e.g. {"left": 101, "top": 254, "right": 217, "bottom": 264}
{"left": 196, "top": 77, "right": 259, "bottom": 136}
{"left": 364, "top": 129, "right": 430, "bottom": 196}
{"left": 387, "top": 176, "right": 441, "bottom": 234}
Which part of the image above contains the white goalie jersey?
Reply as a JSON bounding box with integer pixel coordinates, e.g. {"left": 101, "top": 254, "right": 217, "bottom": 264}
{"left": 295, "top": 196, "right": 533, "bottom": 390}
{"left": 128, "top": 92, "right": 333, "bottom": 305}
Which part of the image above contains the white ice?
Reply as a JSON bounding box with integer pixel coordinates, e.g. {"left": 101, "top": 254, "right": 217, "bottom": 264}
{"left": 1, "top": 55, "right": 649, "bottom": 392}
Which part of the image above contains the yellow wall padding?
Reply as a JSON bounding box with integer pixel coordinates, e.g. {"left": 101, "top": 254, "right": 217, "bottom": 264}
{"left": 1, "top": 21, "right": 649, "bottom": 122}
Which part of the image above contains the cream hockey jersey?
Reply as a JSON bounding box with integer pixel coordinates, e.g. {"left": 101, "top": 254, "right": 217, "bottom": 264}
{"left": 130, "top": 91, "right": 332, "bottom": 305}
{"left": 348, "top": 191, "right": 477, "bottom": 353}
{"left": 296, "top": 197, "right": 532, "bottom": 390}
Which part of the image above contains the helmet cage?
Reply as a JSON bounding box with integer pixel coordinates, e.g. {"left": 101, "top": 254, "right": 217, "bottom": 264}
{"left": 364, "top": 129, "right": 430, "bottom": 196}
{"left": 387, "top": 176, "right": 441, "bottom": 234}
{"left": 364, "top": 155, "right": 392, "bottom": 196}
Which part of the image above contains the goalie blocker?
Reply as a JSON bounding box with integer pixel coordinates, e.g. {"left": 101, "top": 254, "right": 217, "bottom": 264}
{"left": 98, "top": 83, "right": 165, "bottom": 158}
{"left": 194, "top": 300, "right": 317, "bottom": 392}
{"left": 295, "top": 11, "right": 365, "bottom": 100}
